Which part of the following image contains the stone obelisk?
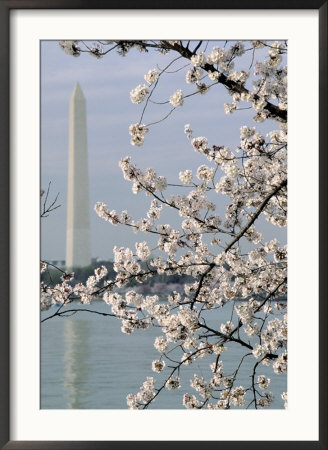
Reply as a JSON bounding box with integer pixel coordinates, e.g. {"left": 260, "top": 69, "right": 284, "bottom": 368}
{"left": 66, "top": 82, "right": 91, "bottom": 269}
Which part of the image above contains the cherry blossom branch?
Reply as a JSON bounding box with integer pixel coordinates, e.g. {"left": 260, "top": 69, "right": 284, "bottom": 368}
{"left": 40, "top": 182, "right": 60, "bottom": 218}
{"left": 224, "top": 179, "right": 287, "bottom": 252}
{"left": 157, "top": 41, "right": 287, "bottom": 122}
{"left": 41, "top": 308, "right": 117, "bottom": 323}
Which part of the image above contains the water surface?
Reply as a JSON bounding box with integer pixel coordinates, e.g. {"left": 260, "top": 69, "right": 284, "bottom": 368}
{"left": 41, "top": 300, "right": 286, "bottom": 409}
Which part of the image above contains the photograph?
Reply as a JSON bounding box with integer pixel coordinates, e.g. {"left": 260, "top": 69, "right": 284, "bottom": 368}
{"left": 40, "top": 39, "right": 288, "bottom": 411}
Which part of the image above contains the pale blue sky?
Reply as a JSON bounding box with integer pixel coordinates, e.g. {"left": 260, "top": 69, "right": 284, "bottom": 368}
{"left": 41, "top": 41, "right": 286, "bottom": 262}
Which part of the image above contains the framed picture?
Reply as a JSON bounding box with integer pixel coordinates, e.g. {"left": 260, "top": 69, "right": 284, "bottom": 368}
{"left": 1, "top": 2, "right": 327, "bottom": 449}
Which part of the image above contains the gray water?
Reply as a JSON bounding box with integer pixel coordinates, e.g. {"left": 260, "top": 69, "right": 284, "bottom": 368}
{"left": 41, "top": 300, "right": 286, "bottom": 409}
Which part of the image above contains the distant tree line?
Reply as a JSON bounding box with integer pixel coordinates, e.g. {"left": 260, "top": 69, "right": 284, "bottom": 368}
{"left": 41, "top": 259, "right": 192, "bottom": 289}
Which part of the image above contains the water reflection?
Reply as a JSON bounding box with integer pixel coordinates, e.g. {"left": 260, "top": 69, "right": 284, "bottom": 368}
{"left": 63, "top": 320, "right": 90, "bottom": 408}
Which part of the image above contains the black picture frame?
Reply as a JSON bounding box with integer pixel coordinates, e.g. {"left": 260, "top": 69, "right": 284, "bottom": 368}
{"left": 1, "top": 2, "right": 327, "bottom": 449}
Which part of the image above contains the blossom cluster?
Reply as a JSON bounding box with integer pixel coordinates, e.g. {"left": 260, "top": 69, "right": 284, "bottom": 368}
{"left": 130, "top": 84, "right": 149, "bottom": 104}
{"left": 144, "top": 68, "right": 159, "bottom": 85}
{"left": 169, "top": 89, "right": 184, "bottom": 107}
{"left": 129, "top": 123, "right": 148, "bottom": 147}
{"left": 59, "top": 40, "right": 81, "bottom": 57}
{"left": 41, "top": 265, "right": 108, "bottom": 311}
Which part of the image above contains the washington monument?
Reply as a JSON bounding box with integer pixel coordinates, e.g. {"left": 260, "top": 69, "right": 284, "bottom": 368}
{"left": 66, "top": 82, "right": 91, "bottom": 269}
